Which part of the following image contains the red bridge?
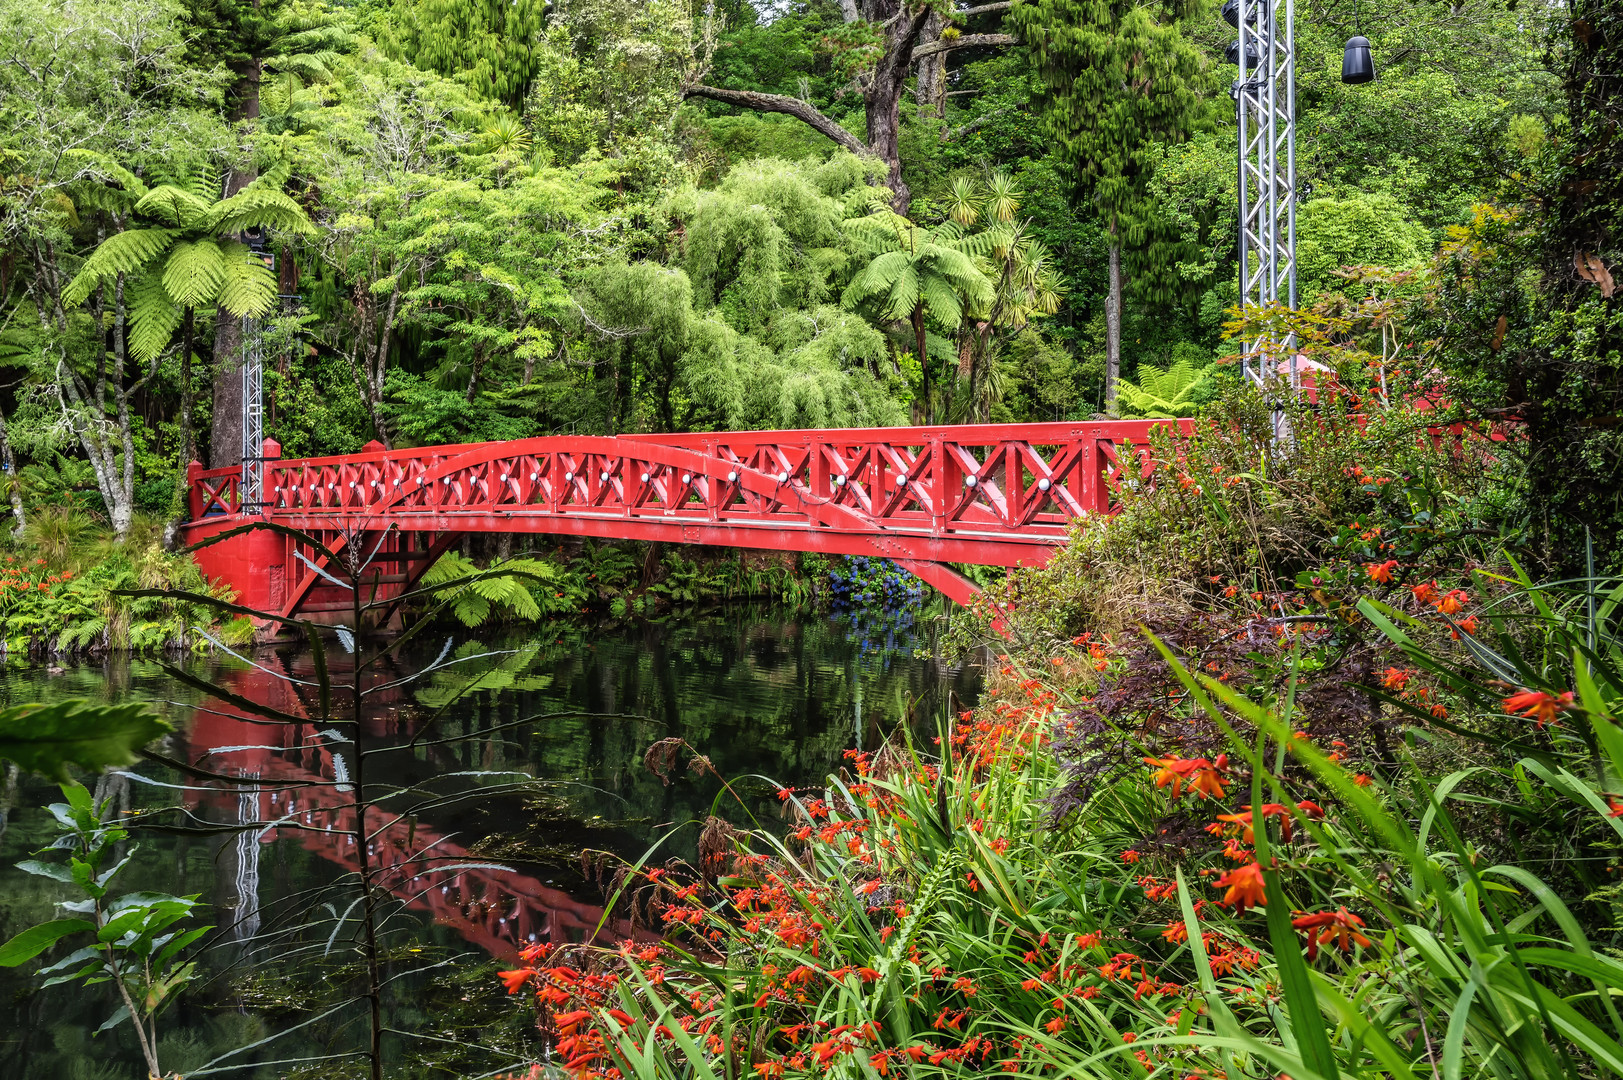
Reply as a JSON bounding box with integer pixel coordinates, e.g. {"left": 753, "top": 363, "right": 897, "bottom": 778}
{"left": 182, "top": 421, "right": 1183, "bottom": 622}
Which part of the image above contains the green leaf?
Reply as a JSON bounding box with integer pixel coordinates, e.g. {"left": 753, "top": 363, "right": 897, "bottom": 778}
{"left": 0, "top": 700, "right": 172, "bottom": 780}
{"left": 61, "top": 229, "right": 175, "bottom": 307}
{"left": 1263, "top": 869, "right": 1340, "bottom": 1080}
{"left": 214, "top": 242, "right": 278, "bottom": 318}
{"left": 0, "top": 919, "right": 95, "bottom": 967}
{"left": 161, "top": 238, "right": 227, "bottom": 309}
{"left": 14, "top": 859, "right": 74, "bottom": 883}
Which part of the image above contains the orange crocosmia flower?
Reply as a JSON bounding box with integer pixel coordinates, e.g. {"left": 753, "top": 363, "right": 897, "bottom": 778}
{"left": 1120, "top": 849, "right": 1141, "bottom": 864}
{"left": 1044, "top": 1016, "right": 1067, "bottom": 1034}
{"left": 1144, "top": 754, "right": 1229, "bottom": 799}
{"left": 498, "top": 968, "right": 537, "bottom": 994}
{"left": 1609, "top": 799, "right": 1623, "bottom": 818}
{"left": 1213, "top": 862, "right": 1267, "bottom": 913}
{"left": 1161, "top": 921, "right": 1189, "bottom": 943}
{"left": 1290, "top": 907, "right": 1372, "bottom": 960}
{"left": 1503, "top": 688, "right": 1574, "bottom": 729}
{"left": 1380, "top": 667, "right": 1412, "bottom": 691}
{"left": 1438, "top": 589, "right": 1470, "bottom": 615}
{"left": 1365, "top": 560, "right": 1398, "bottom": 584}
{"left": 1411, "top": 581, "right": 1440, "bottom": 605}
{"left": 1352, "top": 773, "right": 1373, "bottom": 787}
{"left": 1214, "top": 809, "right": 1255, "bottom": 843}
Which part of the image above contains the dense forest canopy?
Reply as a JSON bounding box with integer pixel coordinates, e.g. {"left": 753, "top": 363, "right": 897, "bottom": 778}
{"left": 1, "top": 0, "right": 1615, "bottom": 560}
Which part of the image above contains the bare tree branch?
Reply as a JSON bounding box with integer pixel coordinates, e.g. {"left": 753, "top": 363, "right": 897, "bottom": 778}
{"left": 911, "top": 33, "right": 1019, "bottom": 62}
{"left": 959, "top": 1, "right": 1013, "bottom": 16}
{"left": 681, "top": 84, "right": 873, "bottom": 158}
{"left": 943, "top": 105, "right": 1015, "bottom": 142}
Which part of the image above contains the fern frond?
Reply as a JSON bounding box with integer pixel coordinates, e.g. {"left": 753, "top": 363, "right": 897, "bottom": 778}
{"left": 266, "top": 52, "right": 335, "bottom": 82}
{"left": 126, "top": 273, "right": 183, "bottom": 363}
{"left": 451, "top": 593, "right": 491, "bottom": 627}
{"left": 275, "top": 26, "right": 354, "bottom": 54}
{"left": 136, "top": 184, "right": 214, "bottom": 228}
{"left": 214, "top": 242, "right": 278, "bottom": 317}
{"left": 211, "top": 186, "right": 312, "bottom": 235}
{"left": 247, "top": 158, "right": 295, "bottom": 193}
{"left": 62, "top": 228, "right": 175, "bottom": 307}
{"left": 421, "top": 550, "right": 477, "bottom": 587}
{"left": 183, "top": 163, "right": 220, "bottom": 203}
{"left": 161, "top": 239, "right": 228, "bottom": 309}
{"left": 920, "top": 276, "right": 965, "bottom": 328}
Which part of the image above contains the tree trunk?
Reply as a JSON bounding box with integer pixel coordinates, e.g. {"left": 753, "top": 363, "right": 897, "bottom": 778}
{"left": 211, "top": 312, "right": 245, "bottom": 469}
{"left": 912, "top": 302, "right": 930, "bottom": 425}
{"left": 209, "top": 50, "right": 263, "bottom": 470}
{"left": 180, "top": 306, "right": 195, "bottom": 465}
{"left": 0, "top": 409, "right": 26, "bottom": 539}
{"left": 1105, "top": 230, "right": 1122, "bottom": 409}
{"left": 915, "top": 9, "right": 947, "bottom": 120}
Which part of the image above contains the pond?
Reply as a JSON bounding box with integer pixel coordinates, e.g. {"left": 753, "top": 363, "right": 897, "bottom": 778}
{"left": 0, "top": 606, "right": 980, "bottom": 1079}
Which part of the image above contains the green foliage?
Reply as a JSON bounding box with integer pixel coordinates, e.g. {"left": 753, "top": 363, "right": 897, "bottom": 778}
{"left": 1010, "top": 0, "right": 1210, "bottom": 242}
{"left": 0, "top": 779, "right": 209, "bottom": 1078}
{"left": 0, "top": 701, "right": 169, "bottom": 780}
{"left": 380, "top": 371, "right": 539, "bottom": 445}
{"left": 62, "top": 162, "right": 313, "bottom": 364}
{"left": 1295, "top": 194, "right": 1430, "bottom": 302}
{"left": 1113, "top": 357, "right": 1222, "bottom": 418}
{"left": 417, "top": 549, "right": 588, "bottom": 626}
{"left": 380, "top": 0, "right": 547, "bottom": 105}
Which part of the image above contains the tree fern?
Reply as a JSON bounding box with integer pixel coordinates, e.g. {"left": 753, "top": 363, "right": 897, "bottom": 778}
{"left": 62, "top": 228, "right": 176, "bottom": 306}
{"left": 266, "top": 52, "right": 334, "bottom": 83}
{"left": 179, "top": 163, "right": 220, "bottom": 205}
{"left": 1115, "top": 359, "right": 1218, "bottom": 419}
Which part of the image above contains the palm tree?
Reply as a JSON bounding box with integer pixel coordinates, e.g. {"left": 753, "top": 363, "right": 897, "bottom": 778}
{"left": 842, "top": 207, "right": 995, "bottom": 424}
{"left": 939, "top": 173, "right": 1064, "bottom": 422}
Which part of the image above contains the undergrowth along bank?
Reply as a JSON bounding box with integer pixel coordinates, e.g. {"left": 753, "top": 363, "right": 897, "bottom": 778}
{"left": 489, "top": 387, "right": 1623, "bottom": 1079}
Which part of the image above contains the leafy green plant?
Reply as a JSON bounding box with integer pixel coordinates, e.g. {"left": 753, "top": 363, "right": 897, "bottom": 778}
{"left": 418, "top": 549, "right": 582, "bottom": 626}
{"left": 1113, "top": 358, "right": 1221, "bottom": 418}
{"left": 0, "top": 696, "right": 196, "bottom": 1080}
{"left": 0, "top": 781, "right": 208, "bottom": 1080}
{"left": 0, "top": 699, "right": 169, "bottom": 780}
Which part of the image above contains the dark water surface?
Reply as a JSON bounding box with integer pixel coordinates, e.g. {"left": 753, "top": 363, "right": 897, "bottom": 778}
{"left": 0, "top": 608, "right": 978, "bottom": 1079}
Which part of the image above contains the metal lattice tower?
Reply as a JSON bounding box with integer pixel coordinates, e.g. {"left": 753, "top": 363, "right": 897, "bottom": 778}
{"left": 240, "top": 316, "right": 264, "bottom": 515}
{"left": 1232, "top": 0, "right": 1297, "bottom": 397}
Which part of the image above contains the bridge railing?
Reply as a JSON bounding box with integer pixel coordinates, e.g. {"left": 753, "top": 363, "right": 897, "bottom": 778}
{"left": 186, "top": 461, "right": 242, "bottom": 519}
{"left": 188, "top": 422, "right": 1188, "bottom": 539}
{"left": 185, "top": 422, "right": 1193, "bottom": 532}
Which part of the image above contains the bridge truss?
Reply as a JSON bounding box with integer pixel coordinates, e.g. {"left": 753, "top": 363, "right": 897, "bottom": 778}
{"left": 183, "top": 421, "right": 1187, "bottom": 622}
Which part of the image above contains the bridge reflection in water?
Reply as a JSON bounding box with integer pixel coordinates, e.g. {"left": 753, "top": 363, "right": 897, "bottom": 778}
{"left": 184, "top": 660, "right": 641, "bottom": 963}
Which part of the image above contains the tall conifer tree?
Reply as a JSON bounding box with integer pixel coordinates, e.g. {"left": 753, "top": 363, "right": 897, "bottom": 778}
{"left": 1010, "top": 0, "right": 1204, "bottom": 406}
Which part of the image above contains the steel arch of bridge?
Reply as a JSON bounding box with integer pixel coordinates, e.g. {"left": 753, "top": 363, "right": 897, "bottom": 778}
{"left": 182, "top": 421, "right": 1189, "bottom": 622}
